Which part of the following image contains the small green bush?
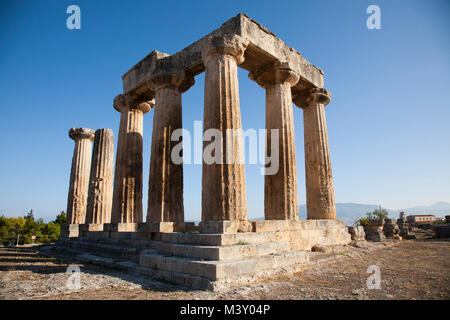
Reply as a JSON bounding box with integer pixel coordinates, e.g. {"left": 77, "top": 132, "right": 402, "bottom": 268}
{"left": 356, "top": 207, "right": 389, "bottom": 227}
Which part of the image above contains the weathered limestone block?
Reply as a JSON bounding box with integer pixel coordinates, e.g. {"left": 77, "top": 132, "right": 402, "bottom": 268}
{"left": 293, "top": 88, "right": 336, "bottom": 220}
{"left": 154, "top": 240, "right": 291, "bottom": 261}
{"left": 122, "top": 14, "right": 324, "bottom": 98}
{"left": 79, "top": 223, "right": 105, "bottom": 238}
{"left": 86, "top": 129, "right": 114, "bottom": 226}
{"left": 365, "top": 230, "right": 385, "bottom": 242}
{"left": 363, "top": 219, "right": 386, "bottom": 242}
{"left": 249, "top": 62, "right": 299, "bottom": 220}
{"left": 146, "top": 70, "right": 194, "bottom": 226}
{"left": 199, "top": 220, "right": 252, "bottom": 234}
{"left": 105, "top": 223, "right": 140, "bottom": 232}
{"left": 200, "top": 35, "right": 248, "bottom": 222}
{"left": 433, "top": 224, "right": 450, "bottom": 238}
{"left": 383, "top": 218, "right": 400, "bottom": 238}
{"left": 397, "top": 215, "right": 414, "bottom": 239}
{"left": 64, "top": 223, "right": 81, "bottom": 238}
{"left": 66, "top": 128, "right": 95, "bottom": 227}
{"left": 246, "top": 219, "right": 351, "bottom": 250}
{"left": 289, "top": 221, "right": 351, "bottom": 250}
{"left": 111, "top": 94, "right": 153, "bottom": 226}
{"left": 140, "top": 222, "right": 174, "bottom": 233}
{"left": 140, "top": 249, "right": 310, "bottom": 281}
{"left": 252, "top": 220, "right": 291, "bottom": 232}
{"left": 348, "top": 226, "right": 366, "bottom": 241}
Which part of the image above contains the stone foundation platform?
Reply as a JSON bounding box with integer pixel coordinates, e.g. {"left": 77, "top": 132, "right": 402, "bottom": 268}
{"left": 57, "top": 219, "right": 350, "bottom": 290}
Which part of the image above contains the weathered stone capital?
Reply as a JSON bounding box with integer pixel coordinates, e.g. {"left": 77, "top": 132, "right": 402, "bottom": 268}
{"left": 146, "top": 70, "right": 195, "bottom": 93}
{"left": 113, "top": 94, "right": 154, "bottom": 114}
{"left": 293, "top": 87, "right": 331, "bottom": 109}
{"left": 201, "top": 35, "right": 249, "bottom": 65}
{"left": 69, "top": 127, "right": 95, "bottom": 141}
{"left": 249, "top": 62, "right": 300, "bottom": 88}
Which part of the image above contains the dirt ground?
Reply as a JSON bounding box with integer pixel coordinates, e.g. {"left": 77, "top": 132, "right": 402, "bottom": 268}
{"left": 0, "top": 232, "right": 449, "bottom": 300}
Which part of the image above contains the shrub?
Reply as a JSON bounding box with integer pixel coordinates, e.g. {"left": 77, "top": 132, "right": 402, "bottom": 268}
{"left": 356, "top": 207, "right": 389, "bottom": 227}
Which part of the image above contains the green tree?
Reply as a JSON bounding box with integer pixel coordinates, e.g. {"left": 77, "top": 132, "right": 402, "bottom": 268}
{"left": 0, "top": 216, "right": 10, "bottom": 243}
{"left": 25, "top": 209, "right": 34, "bottom": 222}
{"left": 43, "top": 222, "right": 60, "bottom": 243}
{"left": 54, "top": 211, "right": 67, "bottom": 226}
{"left": 0, "top": 211, "right": 64, "bottom": 245}
{"left": 23, "top": 212, "right": 40, "bottom": 244}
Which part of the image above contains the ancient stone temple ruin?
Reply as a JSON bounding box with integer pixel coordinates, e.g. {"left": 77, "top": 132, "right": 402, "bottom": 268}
{"left": 59, "top": 14, "right": 351, "bottom": 290}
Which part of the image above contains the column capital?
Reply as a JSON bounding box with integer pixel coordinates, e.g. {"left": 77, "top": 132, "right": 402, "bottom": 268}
{"left": 69, "top": 127, "right": 95, "bottom": 141}
{"left": 293, "top": 87, "right": 331, "bottom": 109}
{"left": 146, "top": 70, "right": 195, "bottom": 93}
{"left": 113, "top": 94, "right": 154, "bottom": 114}
{"left": 201, "top": 35, "right": 249, "bottom": 65}
{"left": 249, "top": 62, "right": 299, "bottom": 88}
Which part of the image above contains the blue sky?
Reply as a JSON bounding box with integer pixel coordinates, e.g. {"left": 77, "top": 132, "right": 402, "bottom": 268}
{"left": 0, "top": 0, "right": 449, "bottom": 222}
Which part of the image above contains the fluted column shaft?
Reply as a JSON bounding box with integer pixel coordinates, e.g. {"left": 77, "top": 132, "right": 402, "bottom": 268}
{"left": 250, "top": 63, "right": 300, "bottom": 220}
{"left": 67, "top": 128, "right": 95, "bottom": 225}
{"left": 111, "top": 95, "right": 152, "bottom": 224}
{"left": 265, "top": 82, "right": 298, "bottom": 220}
{"left": 201, "top": 36, "right": 248, "bottom": 222}
{"left": 294, "top": 88, "right": 336, "bottom": 220}
{"left": 86, "top": 129, "right": 114, "bottom": 224}
{"left": 146, "top": 73, "right": 193, "bottom": 224}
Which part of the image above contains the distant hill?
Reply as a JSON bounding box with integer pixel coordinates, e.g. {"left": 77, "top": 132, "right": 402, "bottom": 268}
{"left": 4, "top": 202, "right": 450, "bottom": 226}
{"left": 300, "top": 202, "right": 450, "bottom": 225}
{"left": 299, "top": 203, "right": 397, "bottom": 225}
{"left": 401, "top": 202, "right": 450, "bottom": 216}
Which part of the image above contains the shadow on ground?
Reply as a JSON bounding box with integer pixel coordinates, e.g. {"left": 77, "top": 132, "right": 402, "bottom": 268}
{"left": 0, "top": 245, "right": 196, "bottom": 294}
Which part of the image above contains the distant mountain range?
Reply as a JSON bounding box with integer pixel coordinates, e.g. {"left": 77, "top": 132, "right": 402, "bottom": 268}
{"left": 401, "top": 202, "right": 450, "bottom": 215}
{"left": 299, "top": 202, "right": 450, "bottom": 225}
{"left": 4, "top": 202, "right": 450, "bottom": 225}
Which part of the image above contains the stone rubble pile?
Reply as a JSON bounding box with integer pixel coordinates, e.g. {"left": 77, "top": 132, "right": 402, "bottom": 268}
{"left": 383, "top": 219, "right": 401, "bottom": 239}
{"left": 363, "top": 219, "right": 386, "bottom": 242}
{"left": 397, "top": 214, "right": 416, "bottom": 239}
{"left": 347, "top": 226, "right": 365, "bottom": 241}
{"left": 433, "top": 224, "right": 450, "bottom": 238}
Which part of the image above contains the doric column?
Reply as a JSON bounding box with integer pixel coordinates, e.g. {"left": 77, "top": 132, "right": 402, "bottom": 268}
{"left": 293, "top": 88, "right": 336, "bottom": 220}
{"left": 111, "top": 94, "right": 153, "bottom": 226}
{"left": 146, "top": 71, "right": 194, "bottom": 226}
{"left": 200, "top": 35, "right": 249, "bottom": 222}
{"left": 67, "top": 128, "right": 95, "bottom": 226}
{"left": 85, "top": 128, "right": 114, "bottom": 226}
{"left": 249, "top": 62, "right": 300, "bottom": 220}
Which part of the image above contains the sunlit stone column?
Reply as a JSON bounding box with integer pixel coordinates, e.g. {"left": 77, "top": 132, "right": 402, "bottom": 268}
{"left": 85, "top": 128, "right": 114, "bottom": 230}
{"left": 250, "top": 62, "right": 300, "bottom": 220}
{"left": 65, "top": 127, "right": 95, "bottom": 237}
{"left": 146, "top": 71, "right": 194, "bottom": 230}
{"left": 293, "top": 88, "right": 336, "bottom": 220}
{"left": 200, "top": 35, "right": 250, "bottom": 231}
{"left": 111, "top": 94, "right": 153, "bottom": 231}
